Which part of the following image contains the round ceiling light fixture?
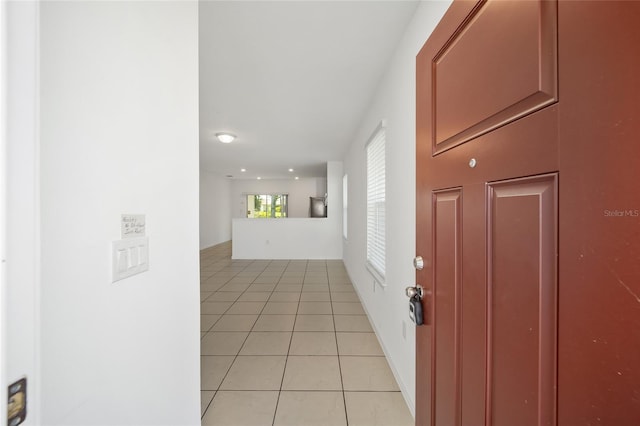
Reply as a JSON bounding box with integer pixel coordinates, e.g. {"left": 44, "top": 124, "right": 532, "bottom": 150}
{"left": 215, "top": 132, "right": 236, "bottom": 143}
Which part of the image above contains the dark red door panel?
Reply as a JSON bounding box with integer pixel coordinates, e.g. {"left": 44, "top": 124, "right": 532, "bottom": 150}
{"left": 487, "top": 174, "right": 558, "bottom": 426}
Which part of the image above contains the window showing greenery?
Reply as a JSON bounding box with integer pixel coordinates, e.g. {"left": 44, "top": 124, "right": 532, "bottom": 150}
{"left": 246, "top": 194, "right": 288, "bottom": 218}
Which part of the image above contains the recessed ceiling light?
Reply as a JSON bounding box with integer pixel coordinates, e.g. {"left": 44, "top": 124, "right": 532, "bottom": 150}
{"left": 288, "top": 168, "right": 294, "bottom": 172}
{"left": 215, "top": 132, "right": 236, "bottom": 143}
{"left": 257, "top": 177, "right": 262, "bottom": 180}
{"left": 240, "top": 168, "right": 246, "bottom": 172}
{"left": 295, "top": 176, "right": 299, "bottom": 180}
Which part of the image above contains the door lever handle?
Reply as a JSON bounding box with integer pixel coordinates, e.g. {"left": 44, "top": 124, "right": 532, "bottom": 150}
{"left": 405, "top": 285, "right": 424, "bottom": 299}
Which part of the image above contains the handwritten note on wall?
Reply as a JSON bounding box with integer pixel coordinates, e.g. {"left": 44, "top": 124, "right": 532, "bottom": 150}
{"left": 121, "top": 214, "right": 146, "bottom": 238}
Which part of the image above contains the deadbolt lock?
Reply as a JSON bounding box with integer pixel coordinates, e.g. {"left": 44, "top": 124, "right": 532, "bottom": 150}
{"left": 413, "top": 256, "right": 424, "bottom": 270}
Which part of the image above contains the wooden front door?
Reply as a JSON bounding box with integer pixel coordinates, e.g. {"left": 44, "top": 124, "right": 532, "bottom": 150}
{"left": 415, "top": 1, "right": 640, "bottom": 425}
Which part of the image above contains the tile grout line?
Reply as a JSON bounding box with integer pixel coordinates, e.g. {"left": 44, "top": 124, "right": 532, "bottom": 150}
{"left": 200, "top": 258, "right": 257, "bottom": 414}
{"left": 201, "top": 255, "right": 271, "bottom": 418}
{"left": 327, "top": 263, "right": 350, "bottom": 426}
{"left": 272, "top": 259, "right": 305, "bottom": 426}
{"left": 202, "top": 252, "right": 379, "bottom": 424}
{"left": 200, "top": 249, "right": 248, "bottom": 296}
{"left": 201, "top": 390, "right": 215, "bottom": 421}
{"left": 200, "top": 250, "right": 252, "bottom": 302}
{"left": 199, "top": 244, "right": 234, "bottom": 418}
{"left": 201, "top": 257, "right": 262, "bottom": 334}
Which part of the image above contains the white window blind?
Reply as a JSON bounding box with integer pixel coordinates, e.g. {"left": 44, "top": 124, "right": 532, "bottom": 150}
{"left": 366, "top": 124, "right": 386, "bottom": 282}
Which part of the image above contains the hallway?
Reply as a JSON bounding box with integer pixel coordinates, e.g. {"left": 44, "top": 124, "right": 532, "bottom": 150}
{"left": 199, "top": 242, "right": 414, "bottom": 425}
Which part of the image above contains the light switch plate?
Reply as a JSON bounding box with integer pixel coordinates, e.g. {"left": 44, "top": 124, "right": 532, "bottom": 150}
{"left": 112, "top": 237, "right": 149, "bottom": 283}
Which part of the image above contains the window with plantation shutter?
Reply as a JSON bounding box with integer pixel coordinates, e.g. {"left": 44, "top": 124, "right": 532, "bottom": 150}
{"left": 366, "top": 123, "right": 386, "bottom": 283}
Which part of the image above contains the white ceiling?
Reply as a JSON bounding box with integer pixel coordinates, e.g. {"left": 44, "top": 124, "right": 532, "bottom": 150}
{"left": 199, "top": 0, "right": 419, "bottom": 180}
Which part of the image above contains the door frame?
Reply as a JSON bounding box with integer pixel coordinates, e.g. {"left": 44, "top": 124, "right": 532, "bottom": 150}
{"left": 1, "top": 0, "right": 8, "bottom": 419}
{"left": 2, "top": 1, "right": 41, "bottom": 424}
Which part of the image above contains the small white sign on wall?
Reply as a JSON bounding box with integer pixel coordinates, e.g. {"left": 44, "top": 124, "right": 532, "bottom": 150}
{"left": 121, "top": 214, "right": 146, "bottom": 238}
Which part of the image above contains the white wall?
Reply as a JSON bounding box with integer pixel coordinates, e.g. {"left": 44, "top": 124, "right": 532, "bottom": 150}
{"left": 200, "top": 175, "right": 327, "bottom": 250}
{"left": 233, "top": 162, "right": 341, "bottom": 259}
{"left": 3, "top": 1, "right": 41, "bottom": 424}
{"left": 342, "top": 0, "right": 451, "bottom": 415}
{"left": 231, "top": 177, "right": 327, "bottom": 218}
{"left": 200, "top": 171, "right": 232, "bottom": 249}
{"left": 39, "top": 2, "right": 200, "bottom": 425}
{"left": 0, "top": 0, "right": 6, "bottom": 418}
{"left": 232, "top": 218, "right": 339, "bottom": 259}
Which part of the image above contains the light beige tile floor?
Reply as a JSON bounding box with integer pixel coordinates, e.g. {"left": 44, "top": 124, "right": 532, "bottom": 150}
{"left": 200, "top": 241, "right": 413, "bottom": 426}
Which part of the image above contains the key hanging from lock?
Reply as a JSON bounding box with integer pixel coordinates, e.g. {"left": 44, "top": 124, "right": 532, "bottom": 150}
{"left": 408, "top": 294, "right": 424, "bottom": 326}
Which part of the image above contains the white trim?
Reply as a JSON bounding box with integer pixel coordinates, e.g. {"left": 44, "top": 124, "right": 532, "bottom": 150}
{"left": 348, "top": 269, "right": 416, "bottom": 418}
{"left": 1, "top": 0, "right": 9, "bottom": 421}
{"left": 3, "top": 2, "right": 42, "bottom": 423}
{"left": 34, "top": 4, "right": 42, "bottom": 422}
